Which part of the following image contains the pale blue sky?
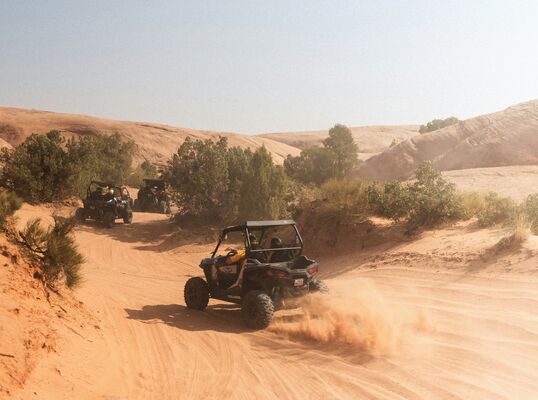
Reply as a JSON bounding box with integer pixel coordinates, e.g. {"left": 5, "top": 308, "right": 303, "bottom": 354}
{"left": 1, "top": 1, "right": 537, "bottom": 133}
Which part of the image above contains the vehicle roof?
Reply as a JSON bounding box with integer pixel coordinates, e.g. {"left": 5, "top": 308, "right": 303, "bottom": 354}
{"left": 143, "top": 179, "right": 165, "bottom": 187}
{"left": 222, "top": 220, "right": 296, "bottom": 234}
{"left": 89, "top": 180, "right": 124, "bottom": 189}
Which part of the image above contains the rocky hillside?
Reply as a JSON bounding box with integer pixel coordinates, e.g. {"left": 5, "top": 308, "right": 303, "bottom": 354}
{"left": 0, "top": 108, "right": 300, "bottom": 165}
{"left": 356, "top": 100, "right": 538, "bottom": 181}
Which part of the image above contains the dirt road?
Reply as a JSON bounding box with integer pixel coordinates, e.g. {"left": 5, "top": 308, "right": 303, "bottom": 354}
{"left": 12, "top": 211, "right": 538, "bottom": 399}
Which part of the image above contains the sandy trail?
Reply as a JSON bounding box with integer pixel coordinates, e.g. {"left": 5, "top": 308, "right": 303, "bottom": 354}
{"left": 11, "top": 211, "right": 538, "bottom": 400}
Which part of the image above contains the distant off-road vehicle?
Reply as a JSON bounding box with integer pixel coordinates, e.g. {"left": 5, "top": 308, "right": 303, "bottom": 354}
{"left": 134, "top": 179, "right": 171, "bottom": 214}
{"left": 184, "top": 220, "right": 327, "bottom": 329}
{"left": 75, "top": 181, "right": 133, "bottom": 228}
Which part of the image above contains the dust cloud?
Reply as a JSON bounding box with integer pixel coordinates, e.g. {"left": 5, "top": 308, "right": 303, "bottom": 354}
{"left": 270, "top": 279, "right": 432, "bottom": 356}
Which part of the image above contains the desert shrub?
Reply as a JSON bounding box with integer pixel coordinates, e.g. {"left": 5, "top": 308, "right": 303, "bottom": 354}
{"left": 367, "top": 181, "right": 412, "bottom": 222}
{"left": 419, "top": 117, "right": 459, "bottom": 134}
{"left": 367, "top": 162, "right": 463, "bottom": 229}
{"left": 19, "top": 217, "right": 84, "bottom": 289}
{"left": 405, "top": 162, "right": 464, "bottom": 229}
{"left": 238, "top": 146, "right": 288, "bottom": 220}
{"left": 126, "top": 160, "right": 159, "bottom": 188}
{"left": 458, "top": 191, "right": 488, "bottom": 219}
{"left": 476, "top": 192, "right": 518, "bottom": 227}
{"left": 524, "top": 193, "right": 538, "bottom": 234}
{"left": 284, "top": 124, "right": 358, "bottom": 185}
{"left": 0, "top": 131, "right": 136, "bottom": 202}
{"left": 163, "top": 137, "right": 232, "bottom": 220}
{"left": 0, "top": 190, "right": 22, "bottom": 227}
{"left": 163, "top": 137, "right": 289, "bottom": 222}
{"left": 315, "top": 178, "right": 370, "bottom": 218}
{"left": 67, "top": 133, "right": 136, "bottom": 196}
{"left": 0, "top": 131, "right": 71, "bottom": 202}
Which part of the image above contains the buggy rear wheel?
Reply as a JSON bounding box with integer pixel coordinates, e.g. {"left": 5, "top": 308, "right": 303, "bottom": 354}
{"left": 309, "top": 279, "right": 329, "bottom": 294}
{"left": 184, "top": 277, "right": 210, "bottom": 310}
{"left": 133, "top": 199, "right": 140, "bottom": 212}
{"left": 242, "top": 290, "right": 274, "bottom": 330}
{"left": 103, "top": 211, "right": 115, "bottom": 228}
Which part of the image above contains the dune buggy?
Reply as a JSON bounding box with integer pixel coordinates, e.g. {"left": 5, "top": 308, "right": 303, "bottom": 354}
{"left": 184, "top": 220, "right": 327, "bottom": 329}
{"left": 75, "top": 180, "right": 133, "bottom": 228}
{"left": 133, "top": 179, "right": 171, "bottom": 214}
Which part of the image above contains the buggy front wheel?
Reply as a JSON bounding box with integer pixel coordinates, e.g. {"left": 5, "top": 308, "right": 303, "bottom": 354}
{"left": 123, "top": 210, "right": 133, "bottom": 224}
{"left": 184, "top": 277, "right": 210, "bottom": 310}
{"left": 103, "top": 211, "right": 115, "bottom": 228}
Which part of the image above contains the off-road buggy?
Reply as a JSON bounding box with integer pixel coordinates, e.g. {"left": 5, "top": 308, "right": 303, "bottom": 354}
{"left": 133, "top": 179, "right": 171, "bottom": 214}
{"left": 184, "top": 220, "right": 327, "bottom": 329}
{"left": 75, "top": 181, "right": 133, "bottom": 228}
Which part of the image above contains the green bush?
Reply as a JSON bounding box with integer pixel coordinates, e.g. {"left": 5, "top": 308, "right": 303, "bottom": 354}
{"left": 0, "top": 131, "right": 136, "bottom": 202}
{"left": 0, "top": 190, "right": 22, "bottom": 227}
{"left": 238, "top": 146, "right": 288, "bottom": 220}
{"left": 20, "top": 217, "right": 84, "bottom": 289}
{"left": 126, "top": 160, "right": 159, "bottom": 188}
{"left": 367, "top": 162, "right": 463, "bottom": 230}
{"left": 419, "top": 117, "right": 459, "bottom": 134}
{"left": 476, "top": 192, "right": 518, "bottom": 227}
{"left": 405, "top": 162, "right": 464, "bottom": 229}
{"left": 284, "top": 124, "right": 358, "bottom": 185}
{"left": 0, "top": 131, "right": 71, "bottom": 202}
{"left": 163, "top": 137, "right": 289, "bottom": 222}
{"left": 367, "top": 181, "right": 412, "bottom": 222}
{"left": 66, "top": 133, "right": 136, "bottom": 196}
{"left": 524, "top": 194, "right": 538, "bottom": 234}
{"left": 316, "top": 178, "right": 370, "bottom": 218}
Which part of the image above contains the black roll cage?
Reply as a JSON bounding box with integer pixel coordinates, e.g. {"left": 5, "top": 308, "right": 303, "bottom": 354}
{"left": 210, "top": 220, "right": 304, "bottom": 258}
{"left": 86, "top": 181, "right": 130, "bottom": 199}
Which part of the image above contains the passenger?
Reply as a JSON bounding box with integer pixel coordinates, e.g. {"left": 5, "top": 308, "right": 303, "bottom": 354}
{"left": 268, "top": 237, "right": 291, "bottom": 263}
{"left": 248, "top": 234, "right": 266, "bottom": 263}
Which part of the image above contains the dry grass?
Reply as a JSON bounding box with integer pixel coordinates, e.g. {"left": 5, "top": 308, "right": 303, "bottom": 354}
{"left": 492, "top": 214, "right": 530, "bottom": 253}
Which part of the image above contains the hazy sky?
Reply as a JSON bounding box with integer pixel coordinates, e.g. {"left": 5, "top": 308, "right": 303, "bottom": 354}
{"left": 1, "top": 1, "right": 537, "bottom": 133}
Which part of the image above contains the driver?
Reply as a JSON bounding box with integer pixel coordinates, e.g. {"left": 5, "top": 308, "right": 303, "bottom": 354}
{"left": 268, "top": 237, "right": 290, "bottom": 263}
{"left": 103, "top": 187, "right": 114, "bottom": 201}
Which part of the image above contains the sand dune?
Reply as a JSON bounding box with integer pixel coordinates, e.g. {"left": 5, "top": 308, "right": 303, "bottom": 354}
{"left": 0, "top": 108, "right": 300, "bottom": 164}
{"left": 443, "top": 165, "right": 538, "bottom": 201}
{"left": 260, "top": 125, "right": 419, "bottom": 161}
{"left": 357, "top": 100, "right": 538, "bottom": 181}
{"left": 5, "top": 205, "right": 538, "bottom": 399}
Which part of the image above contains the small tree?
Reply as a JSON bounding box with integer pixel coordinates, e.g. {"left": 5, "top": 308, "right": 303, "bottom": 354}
{"left": 19, "top": 217, "right": 84, "bottom": 289}
{"left": 163, "top": 137, "right": 231, "bottom": 219}
{"left": 419, "top": 117, "right": 459, "bottom": 134}
{"left": 239, "top": 146, "right": 288, "bottom": 220}
{"left": 0, "top": 131, "right": 70, "bottom": 202}
{"left": 284, "top": 147, "right": 336, "bottom": 186}
{"left": 126, "top": 160, "right": 159, "bottom": 188}
{"left": 1, "top": 131, "right": 136, "bottom": 202}
{"left": 323, "top": 124, "right": 358, "bottom": 178}
{"left": 284, "top": 124, "right": 358, "bottom": 186}
{"left": 163, "top": 138, "right": 290, "bottom": 222}
{"left": 67, "top": 133, "right": 136, "bottom": 196}
{"left": 406, "top": 162, "right": 463, "bottom": 229}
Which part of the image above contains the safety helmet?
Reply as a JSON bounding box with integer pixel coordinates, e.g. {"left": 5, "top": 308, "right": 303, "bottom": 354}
{"left": 270, "top": 237, "right": 283, "bottom": 248}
